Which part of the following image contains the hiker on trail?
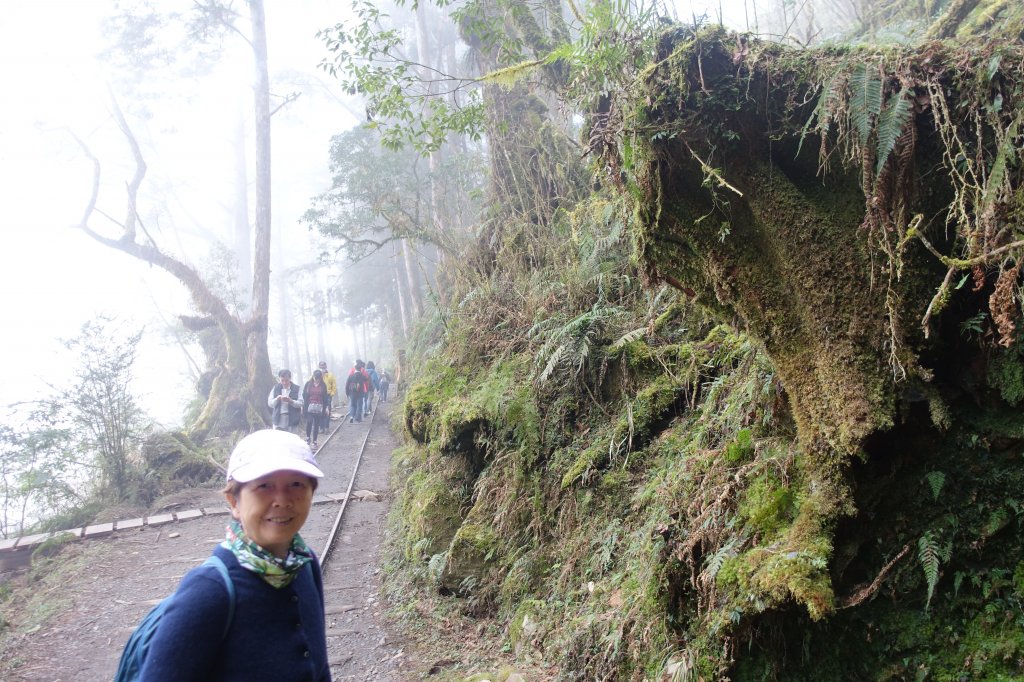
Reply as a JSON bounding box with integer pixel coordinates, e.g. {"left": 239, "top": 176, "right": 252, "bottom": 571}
{"left": 345, "top": 360, "right": 368, "bottom": 423}
{"left": 133, "top": 429, "right": 330, "bottom": 681}
{"left": 302, "top": 369, "right": 328, "bottom": 449}
{"left": 317, "top": 361, "right": 337, "bottom": 426}
{"left": 268, "top": 369, "right": 302, "bottom": 432}
{"left": 379, "top": 371, "right": 390, "bottom": 403}
{"left": 364, "top": 361, "right": 380, "bottom": 416}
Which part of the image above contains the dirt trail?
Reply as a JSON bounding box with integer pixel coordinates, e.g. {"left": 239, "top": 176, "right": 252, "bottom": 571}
{"left": 0, "top": 400, "right": 417, "bottom": 681}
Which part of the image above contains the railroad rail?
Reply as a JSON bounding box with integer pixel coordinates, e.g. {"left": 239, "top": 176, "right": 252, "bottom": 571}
{"left": 318, "top": 396, "right": 377, "bottom": 566}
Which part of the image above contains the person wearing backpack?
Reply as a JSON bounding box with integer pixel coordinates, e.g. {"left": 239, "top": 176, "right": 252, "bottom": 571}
{"left": 120, "top": 428, "right": 330, "bottom": 681}
{"left": 345, "top": 360, "right": 368, "bottom": 423}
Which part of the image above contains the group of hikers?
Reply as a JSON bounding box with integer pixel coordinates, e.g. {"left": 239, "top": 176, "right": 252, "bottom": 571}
{"left": 266, "top": 359, "right": 391, "bottom": 448}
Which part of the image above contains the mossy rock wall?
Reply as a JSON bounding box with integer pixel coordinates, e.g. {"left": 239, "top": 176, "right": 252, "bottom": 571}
{"left": 633, "top": 29, "right": 953, "bottom": 458}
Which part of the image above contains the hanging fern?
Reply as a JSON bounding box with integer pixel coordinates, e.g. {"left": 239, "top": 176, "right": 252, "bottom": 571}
{"left": 797, "top": 73, "right": 842, "bottom": 158}
{"left": 849, "top": 62, "right": 883, "bottom": 147}
{"left": 918, "top": 532, "right": 941, "bottom": 612}
{"left": 875, "top": 88, "right": 913, "bottom": 174}
{"left": 983, "top": 115, "right": 1020, "bottom": 203}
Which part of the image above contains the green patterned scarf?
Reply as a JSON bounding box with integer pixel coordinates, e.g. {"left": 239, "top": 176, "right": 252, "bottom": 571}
{"left": 221, "top": 519, "right": 313, "bottom": 589}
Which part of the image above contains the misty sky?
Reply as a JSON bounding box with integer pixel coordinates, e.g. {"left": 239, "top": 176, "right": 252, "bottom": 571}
{"left": 0, "top": 1, "right": 359, "bottom": 426}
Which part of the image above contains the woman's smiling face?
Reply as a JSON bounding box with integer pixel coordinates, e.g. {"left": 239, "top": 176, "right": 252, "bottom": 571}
{"left": 226, "top": 471, "right": 314, "bottom": 559}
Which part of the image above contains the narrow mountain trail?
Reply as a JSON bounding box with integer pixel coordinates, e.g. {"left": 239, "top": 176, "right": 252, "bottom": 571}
{"left": 0, "top": 401, "right": 422, "bottom": 681}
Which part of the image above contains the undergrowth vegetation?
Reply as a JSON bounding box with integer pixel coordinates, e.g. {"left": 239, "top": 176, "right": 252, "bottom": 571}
{"left": 374, "top": 1, "right": 1024, "bottom": 678}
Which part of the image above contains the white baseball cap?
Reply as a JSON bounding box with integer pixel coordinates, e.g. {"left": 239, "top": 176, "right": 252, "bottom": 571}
{"left": 226, "top": 429, "right": 324, "bottom": 483}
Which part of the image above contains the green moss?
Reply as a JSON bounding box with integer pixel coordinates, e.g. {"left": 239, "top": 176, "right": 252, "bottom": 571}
{"left": 441, "top": 521, "right": 500, "bottom": 594}
{"left": 507, "top": 599, "right": 548, "bottom": 652}
{"left": 724, "top": 428, "right": 754, "bottom": 464}
{"left": 737, "top": 470, "right": 796, "bottom": 540}
{"left": 404, "top": 359, "right": 466, "bottom": 444}
{"left": 599, "top": 468, "right": 631, "bottom": 492}
{"left": 386, "top": 443, "right": 472, "bottom": 572}
{"left": 380, "top": 25, "right": 1024, "bottom": 682}
{"left": 560, "top": 441, "right": 608, "bottom": 488}
{"left": 987, "top": 348, "right": 1024, "bottom": 406}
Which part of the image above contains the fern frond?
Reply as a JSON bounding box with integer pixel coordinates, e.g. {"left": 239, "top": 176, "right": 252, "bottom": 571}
{"left": 875, "top": 88, "right": 913, "bottom": 174}
{"left": 984, "top": 507, "right": 1009, "bottom": 537}
{"left": 543, "top": 42, "right": 577, "bottom": 64}
{"left": 849, "top": 63, "right": 882, "bottom": 147}
{"left": 428, "top": 551, "right": 448, "bottom": 579}
{"left": 923, "top": 470, "right": 945, "bottom": 501}
{"left": 608, "top": 327, "right": 646, "bottom": 353}
{"left": 539, "top": 343, "right": 567, "bottom": 382}
{"left": 700, "top": 538, "right": 738, "bottom": 585}
{"left": 575, "top": 337, "right": 592, "bottom": 373}
{"left": 918, "top": 532, "right": 941, "bottom": 611}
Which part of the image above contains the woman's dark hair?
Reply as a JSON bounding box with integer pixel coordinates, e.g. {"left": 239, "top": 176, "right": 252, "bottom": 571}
{"left": 366, "top": 361, "right": 375, "bottom": 369}
{"left": 313, "top": 369, "right": 323, "bottom": 381}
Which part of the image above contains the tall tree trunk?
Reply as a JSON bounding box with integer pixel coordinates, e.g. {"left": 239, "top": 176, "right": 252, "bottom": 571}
{"left": 232, "top": 109, "right": 252, "bottom": 309}
{"left": 392, "top": 250, "right": 410, "bottom": 338}
{"left": 325, "top": 287, "right": 337, "bottom": 368}
{"left": 247, "top": 0, "right": 274, "bottom": 412}
{"left": 401, "top": 240, "right": 424, "bottom": 318}
{"left": 415, "top": 3, "right": 444, "bottom": 235}
{"left": 362, "top": 317, "right": 371, "bottom": 362}
{"left": 74, "top": 1, "right": 282, "bottom": 441}
{"left": 273, "top": 236, "right": 290, "bottom": 372}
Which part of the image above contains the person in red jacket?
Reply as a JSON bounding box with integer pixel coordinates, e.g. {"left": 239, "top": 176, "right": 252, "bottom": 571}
{"left": 302, "top": 369, "right": 328, "bottom": 448}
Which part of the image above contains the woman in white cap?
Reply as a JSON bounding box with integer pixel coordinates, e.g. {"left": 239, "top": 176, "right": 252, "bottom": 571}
{"left": 136, "top": 429, "right": 331, "bottom": 681}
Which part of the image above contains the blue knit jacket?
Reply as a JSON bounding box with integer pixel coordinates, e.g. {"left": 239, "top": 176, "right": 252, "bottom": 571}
{"left": 140, "top": 545, "right": 331, "bottom": 681}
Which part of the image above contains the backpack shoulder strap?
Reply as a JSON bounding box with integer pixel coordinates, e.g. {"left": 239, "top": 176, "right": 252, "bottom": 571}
{"left": 201, "top": 555, "right": 236, "bottom": 639}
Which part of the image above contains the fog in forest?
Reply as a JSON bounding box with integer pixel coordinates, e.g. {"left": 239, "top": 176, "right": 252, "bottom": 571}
{"left": 1, "top": 0, "right": 361, "bottom": 427}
